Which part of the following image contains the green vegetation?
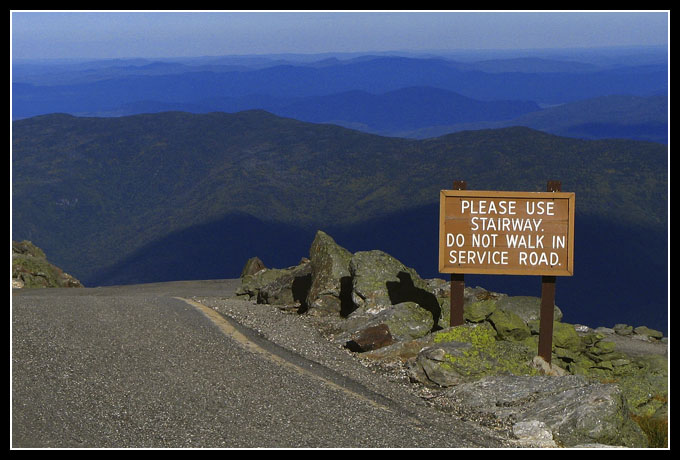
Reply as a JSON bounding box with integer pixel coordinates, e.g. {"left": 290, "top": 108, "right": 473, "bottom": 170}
{"left": 11, "top": 111, "right": 667, "bottom": 284}
{"left": 12, "top": 240, "right": 83, "bottom": 288}
{"left": 632, "top": 411, "right": 668, "bottom": 448}
{"left": 433, "top": 323, "right": 539, "bottom": 378}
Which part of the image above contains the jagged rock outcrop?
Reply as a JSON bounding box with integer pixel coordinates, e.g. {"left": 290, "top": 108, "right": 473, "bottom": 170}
{"left": 305, "top": 230, "right": 353, "bottom": 316}
{"left": 348, "top": 249, "right": 432, "bottom": 316}
{"left": 12, "top": 240, "right": 83, "bottom": 288}
{"left": 236, "top": 230, "right": 667, "bottom": 447}
{"left": 236, "top": 261, "right": 311, "bottom": 309}
{"left": 240, "top": 256, "right": 266, "bottom": 277}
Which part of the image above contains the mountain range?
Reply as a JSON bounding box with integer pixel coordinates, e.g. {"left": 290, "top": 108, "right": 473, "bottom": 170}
{"left": 11, "top": 110, "right": 668, "bottom": 332}
{"left": 12, "top": 53, "right": 668, "bottom": 143}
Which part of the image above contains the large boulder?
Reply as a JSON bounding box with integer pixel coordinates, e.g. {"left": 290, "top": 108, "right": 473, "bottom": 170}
{"left": 439, "top": 374, "right": 648, "bottom": 447}
{"left": 305, "top": 231, "right": 353, "bottom": 316}
{"left": 236, "top": 267, "right": 292, "bottom": 299}
{"left": 348, "top": 250, "right": 439, "bottom": 319}
{"left": 341, "top": 301, "right": 435, "bottom": 349}
{"left": 406, "top": 322, "right": 537, "bottom": 387}
{"left": 496, "top": 296, "right": 563, "bottom": 323}
{"left": 236, "top": 261, "right": 311, "bottom": 309}
{"left": 463, "top": 298, "right": 498, "bottom": 323}
{"left": 487, "top": 309, "right": 531, "bottom": 342}
{"left": 256, "top": 262, "right": 311, "bottom": 307}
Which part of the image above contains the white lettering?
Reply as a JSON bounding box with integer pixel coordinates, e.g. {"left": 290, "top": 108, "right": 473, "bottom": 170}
{"left": 447, "top": 233, "right": 465, "bottom": 247}
{"left": 546, "top": 201, "right": 555, "bottom": 216}
{"left": 552, "top": 235, "right": 565, "bottom": 249}
{"left": 472, "top": 217, "right": 543, "bottom": 232}
{"left": 461, "top": 200, "right": 518, "bottom": 215}
{"left": 506, "top": 234, "right": 544, "bottom": 249}
{"left": 518, "top": 251, "right": 560, "bottom": 267}
{"left": 472, "top": 233, "right": 498, "bottom": 248}
{"left": 526, "top": 201, "right": 555, "bottom": 216}
{"left": 449, "top": 250, "right": 509, "bottom": 265}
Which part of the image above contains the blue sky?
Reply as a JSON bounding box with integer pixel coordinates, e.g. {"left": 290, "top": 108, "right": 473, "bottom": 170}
{"left": 11, "top": 10, "right": 669, "bottom": 60}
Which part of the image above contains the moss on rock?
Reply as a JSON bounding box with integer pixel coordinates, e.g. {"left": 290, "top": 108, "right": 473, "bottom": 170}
{"left": 411, "top": 322, "right": 538, "bottom": 387}
{"left": 488, "top": 309, "right": 531, "bottom": 342}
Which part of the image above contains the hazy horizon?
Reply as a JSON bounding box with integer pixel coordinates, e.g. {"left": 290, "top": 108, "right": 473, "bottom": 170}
{"left": 11, "top": 11, "right": 669, "bottom": 61}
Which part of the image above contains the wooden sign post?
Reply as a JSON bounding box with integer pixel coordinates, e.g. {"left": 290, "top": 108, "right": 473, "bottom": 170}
{"left": 439, "top": 181, "right": 574, "bottom": 363}
{"left": 449, "top": 181, "right": 467, "bottom": 327}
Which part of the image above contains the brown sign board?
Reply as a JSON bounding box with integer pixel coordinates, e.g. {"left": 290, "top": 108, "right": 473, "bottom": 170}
{"left": 439, "top": 190, "right": 575, "bottom": 276}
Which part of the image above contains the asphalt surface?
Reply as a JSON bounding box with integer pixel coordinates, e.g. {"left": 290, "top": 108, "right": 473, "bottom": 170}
{"left": 12, "top": 280, "right": 507, "bottom": 448}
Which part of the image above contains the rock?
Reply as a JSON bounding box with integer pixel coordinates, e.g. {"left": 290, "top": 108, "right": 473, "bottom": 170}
{"left": 305, "top": 230, "right": 353, "bottom": 316}
{"left": 614, "top": 323, "right": 634, "bottom": 336}
{"left": 235, "top": 235, "right": 666, "bottom": 446}
{"left": 237, "top": 261, "right": 312, "bottom": 309}
{"left": 441, "top": 374, "right": 648, "bottom": 447}
{"left": 512, "top": 420, "right": 558, "bottom": 448}
{"left": 236, "top": 267, "right": 291, "bottom": 299}
{"left": 463, "top": 299, "right": 497, "bottom": 322}
{"left": 407, "top": 322, "right": 537, "bottom": 387}
{"left": 256, "top": 262, "right": 311, "bottom": 307}
{"left": 487, "top": 309, "right": 531, "bottom": 341}
{"left": 592, "top": 340, "right": 617, "bottom": 354}
{"left": 633, "top": 326, "right": 664, "bottom": 340}
{"left": 361, "top": 334, "right": 435, "bottom": 362}
{"left": 408, "top": 341, "right": 477, "bottom": 387}
{"left": 375, "top": 301, "right": 434, "bottom": 341}
{"left": 349, "top": 250, "right": 436, "bottom": 314}
{"left": 552, "top": 321, "right": 584, "bottom": 351}
{"left": 339, "top": 301, "right": 435, "bottom": 350}
{"left": 495, "top": 295, "right": 563, "bottom": 323}
{"left": 240, "top": 256, "right": 266, "bottom": 277}
{"left": 348, "top": 250, "right": 440, "bottom": 321}
{"left": 423, "top": 278, "right": 449, "bottom": 297}
{"left": 531, "top": 355, "right": 569, "bottom": 376}
{"left": 610, "top": 355, "right": 667, "bottom": 419}
{"left": 12, "top": 240, "right": 83, "bottom": 288}
{"left": 344, "top": 324, "right": 395, "bottom": 352}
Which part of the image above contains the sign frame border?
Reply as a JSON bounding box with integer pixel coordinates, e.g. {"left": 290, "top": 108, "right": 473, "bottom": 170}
{"left": 438, "top": 189, "right": 575, "bottom": 276}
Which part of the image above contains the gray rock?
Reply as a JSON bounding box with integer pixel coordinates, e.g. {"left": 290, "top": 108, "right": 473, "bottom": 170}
{"left": 408, "top": 341, "right": 477, "bottom": 387}
{"left": 340, "top": 301, "right": 435, "bottom": 348}
{"left": 406, "top": 323, "right": 537, "bottom": 388}
{"left": 496, "top": 296, "right": 563, "bottom": 323}
{"left": 236, "top": 267, "right": 290, "bottom": 299}
{"left": 361, "top": 334, "right": 436, "bottom": 362}
{"left": 614, "top": 323, "right": 634, "bottom": 336}
{"left": 305, "top": 230, "right": 353, "bottom": 316}
{"left": 531, "top": 355, "right": 569, "bottom": 377}
{"left": 633, "top": 326, "right": 664, "bottom": 340}
{"left": 240, "top": 256, "right": 266, "bottom": 278}
{"left": 512, "top": 420, "right": 558, "bottom": 448}
{"left": 441, "top": 374, "right": 648, "bottom": 447}
{"left": 348, "top": 250, "right": 439, "bottom": 320}
{"left": 344, "top": 323, "right": 394, "bottom": 352}
{"left": 236, "top": 261, "right": 312, "bottom": 308}
{"left": 256, "top": 261, "right": 312, "bottom": 307}
{"left": 463, "top": 299, "right": 497, "bottom": 322}
{"left": 487, "top": 309, "right": 531, "bottom": 341}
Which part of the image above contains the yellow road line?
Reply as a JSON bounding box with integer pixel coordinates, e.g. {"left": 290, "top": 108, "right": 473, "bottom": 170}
{"left": 176, "top": 297, "right": 399, "bottom": 414}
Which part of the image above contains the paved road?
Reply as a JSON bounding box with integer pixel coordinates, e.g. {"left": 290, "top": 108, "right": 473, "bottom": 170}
{"left": 12, "top": 281, "right": 506, "bottom": 448}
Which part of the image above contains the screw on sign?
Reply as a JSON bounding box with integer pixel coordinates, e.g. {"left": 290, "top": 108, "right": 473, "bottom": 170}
{"left": 439, "top": 181, "right": 574, "bottom": 364}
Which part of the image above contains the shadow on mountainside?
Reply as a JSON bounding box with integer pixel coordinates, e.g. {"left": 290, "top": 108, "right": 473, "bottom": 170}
{"left": 88, "top": 204, "right": 667, "bottom": 334}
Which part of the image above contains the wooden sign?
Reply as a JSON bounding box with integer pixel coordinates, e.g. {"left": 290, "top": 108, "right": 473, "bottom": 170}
{"left": 439, "top": 190, "right": 575, "bottom": 276}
